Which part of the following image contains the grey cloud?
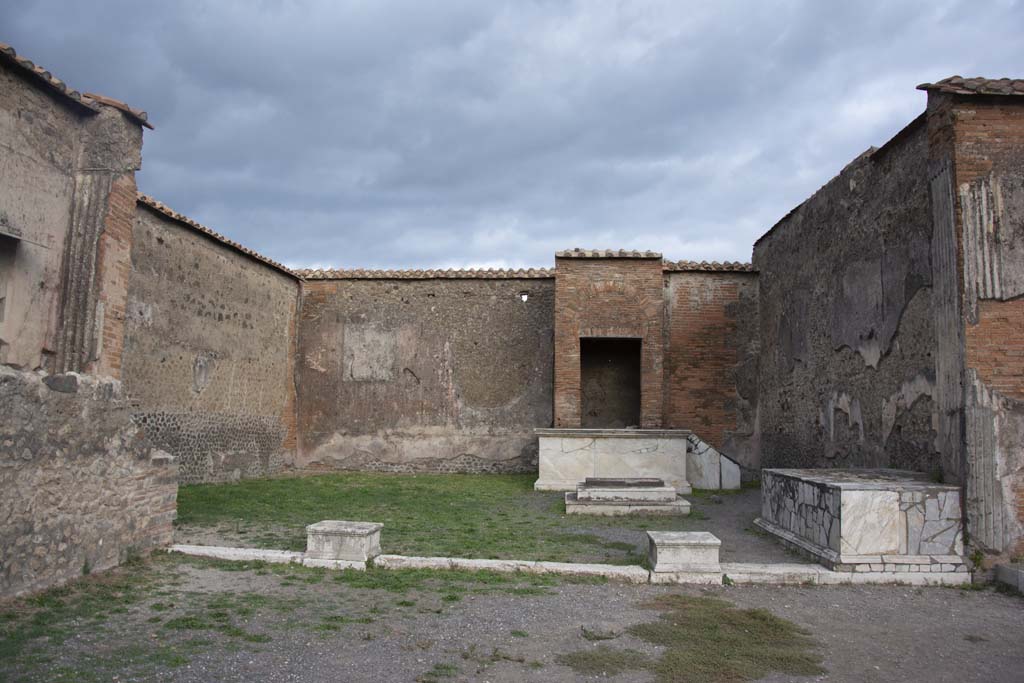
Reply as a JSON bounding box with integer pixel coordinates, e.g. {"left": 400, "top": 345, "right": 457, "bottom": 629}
{"left": 2, "top": 0, "right": 1022, "bottom": 269}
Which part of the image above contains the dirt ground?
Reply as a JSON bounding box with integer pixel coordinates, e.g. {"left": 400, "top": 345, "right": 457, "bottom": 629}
{"left": 2, "top": 554, "right": 1020, "bottom": 683}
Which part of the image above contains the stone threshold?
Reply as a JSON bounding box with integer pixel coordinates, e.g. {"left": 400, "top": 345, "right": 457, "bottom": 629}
{"left": 753, "top": 518, "right": 969, "bottom": 574}
{"left": 167, "top": 545, "right": 972, "bottom": 586}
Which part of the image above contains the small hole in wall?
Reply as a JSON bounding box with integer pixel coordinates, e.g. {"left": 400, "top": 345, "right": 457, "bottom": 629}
{"left": 519, "top": 292, "right": 529, "bottom": 302}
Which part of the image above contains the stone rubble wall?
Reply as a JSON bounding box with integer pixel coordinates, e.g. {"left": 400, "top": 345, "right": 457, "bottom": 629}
{"left": 0, "top": 366, "right": 177, "bottom": 598}
{"left": 121, "top": 206, "right": 300, "bottom": 484}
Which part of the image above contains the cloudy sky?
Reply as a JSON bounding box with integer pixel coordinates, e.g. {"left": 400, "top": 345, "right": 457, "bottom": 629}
{"left": 3, "top": 1, "right": 1021, "bottom": 269}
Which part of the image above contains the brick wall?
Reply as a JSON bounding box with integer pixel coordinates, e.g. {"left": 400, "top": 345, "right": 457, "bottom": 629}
{"left": 943, "top": 92, "right": 1024, "bottom": 556}
{"left": 553, "top": 257, "right": 665, "bottom": 428}
{"left": 91, "top": 173, "right": 138, "bottom": 379}
{"left": 966, "top": 300, "right": 1024, "bottom": 402}
{"left": 664, "top": 271, "right": 758, "bottom": 456}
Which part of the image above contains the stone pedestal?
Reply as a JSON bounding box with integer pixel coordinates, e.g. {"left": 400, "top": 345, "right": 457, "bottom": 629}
{"left": 565, "top": 478, "right": 690, "bottom": 516}
{"left": 754, "top": 469, "right": 967, "bottom": 574}
{"left": 305, "top": 521, "right": 383, "bottom": 563}
{"left": 647, "top": 531, "right": 721, "bottom": 572}
{"left": 535, "top": 429, "right": 691, "bottom": 493}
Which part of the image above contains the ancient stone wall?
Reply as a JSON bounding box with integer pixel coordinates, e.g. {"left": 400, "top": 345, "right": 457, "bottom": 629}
{"left": 297, "top": 276, "right": 554, "bottom": 472}
{"left": 941, "top": 92, "right": 1024, "bottom": 556}
{"left": 0, "top": 60, "right": 92, "bottom": 370}
{"left": 0, "top": 366, "right": 177, "bottom": 598}
{"left": 752, "top": 118, "right": 940, "bottom": 473}
{"left": 664, "top": 270, "right": 759, "bottom": 469}
{"left": 121, "top": 205, "right": 300, "bottom": 483}
{"left": 553, "top": 254, "right": 665, "bottom": 428}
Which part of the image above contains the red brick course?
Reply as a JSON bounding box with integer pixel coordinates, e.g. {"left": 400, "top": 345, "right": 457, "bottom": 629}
{"left": 553, "top": 257, "right": 665, "bottom": 428}
{"left": 663, "top": 272, "right": 754, "bottom": 446}
{"left": 91, "top": 173, "right": 137, "bottom": 379}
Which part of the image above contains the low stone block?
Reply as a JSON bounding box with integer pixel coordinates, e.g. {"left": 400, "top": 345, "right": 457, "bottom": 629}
{"left": 306, "top": 520, "right": 383, "bottom": 562}
{"left": 648, "top": 531, "right": 721, "bottom": 572}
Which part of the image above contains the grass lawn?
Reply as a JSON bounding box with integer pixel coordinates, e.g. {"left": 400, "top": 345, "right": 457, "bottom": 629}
{"left": 176, "top": 473, "right": 706, "bottom": 564}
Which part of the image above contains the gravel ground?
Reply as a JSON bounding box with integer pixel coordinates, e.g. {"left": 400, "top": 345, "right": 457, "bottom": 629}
{"left": 3, "top": 555, "right": 1020, "bottom": 683}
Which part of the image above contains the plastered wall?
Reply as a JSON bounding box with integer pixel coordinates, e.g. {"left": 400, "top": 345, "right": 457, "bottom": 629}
{"left": 121, "top": 206, "right": 300, "bottom": 483}
{"left": 297, "top": 277, "right": 554, "bottom": 473}
{"left": 752, "top": 119, "right": 940, "bottom": 474}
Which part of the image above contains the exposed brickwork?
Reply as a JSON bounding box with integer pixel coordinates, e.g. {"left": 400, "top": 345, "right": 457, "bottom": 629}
{"left": 664, "top": 271, "right": 758, "bottom": 449}
{"left": 91, "top": 173, "right": 137, "bottom": 379}
{"left": 966, "top": 300, "right": 1024, "bottom": 401}
{"left": 949, "top": 92, "right": 1024, "bottom": 555}
{"left": 553, "top": 257, "right": 665, "bottom": 428}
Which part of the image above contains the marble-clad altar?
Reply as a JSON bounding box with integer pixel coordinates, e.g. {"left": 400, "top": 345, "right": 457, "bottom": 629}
{"left": 534, "top": 428, "right": 691, "bottom": 493}
{"left": 755, "top": 469, "right": 966, "bottom": 573}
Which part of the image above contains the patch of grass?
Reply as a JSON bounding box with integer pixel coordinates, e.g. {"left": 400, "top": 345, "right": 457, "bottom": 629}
{"left": 556, "top": 594, "right": 823, "bottom": 683}
{"left": 177, "top": 473, "right": 701, "bottom": 564}
{"left": 418, "top": 661, "right": 459, "bottom": 682}
{"left": 556, "top": 645, "right": 651, "bottom": 676}
{"left": 510, "top": 629, "right": 529, "bottom": 638}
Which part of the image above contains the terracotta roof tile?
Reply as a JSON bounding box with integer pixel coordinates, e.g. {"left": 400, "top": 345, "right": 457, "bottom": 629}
{"left": 0, "top": 42, "right": 152, "bottom": 128}
{"left": 917, "top": 76, "right": 1024, "bottom": 97}
{"left": 663, "top": 260, "right": 755, "bottom": 273}
{"left": 136, "top": 193, "right": 298, "bottom": 278}
{"left": 296, "top": 267, "right": 554, "bottom": 280}
{"left": 82, "top": 92, "right": 153, "bottom": 129}
{"left": 555, "top": 248, "right": 663, "bottom": 259}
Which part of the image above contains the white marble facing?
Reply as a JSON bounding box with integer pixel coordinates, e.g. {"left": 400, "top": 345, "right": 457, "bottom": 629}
{"left": 535, "top": 430, "right": 690, "bottom": 492}
{"left": 839, "top": 490, "right": 901, "bottom": 556}
{"left": 685, "top": 434, "right": 742, "bottom": 490}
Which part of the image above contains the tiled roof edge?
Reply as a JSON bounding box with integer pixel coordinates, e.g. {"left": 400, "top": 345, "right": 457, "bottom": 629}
{"left": 556, "top": 248, "right": 662, "bottom": 259}
{"left": 0, "top": 42, "right": 97, "bottom": 114}
{"left": 0, "top": 42, "right": 153, "bottom": 128}
{"left": 136, "top": 193, "right": 299, "bottom": 279}
{"left": 83, "top": 92, "right": 153, "bottom": 129}
{"left": 917, "top": 76, "right": 1024, "bottom": 97}
{"left": 663, "top": 260, "right": 755, "bottom": 273}
{"left": 297, "top": 267, "right": 555, "bottom": 280}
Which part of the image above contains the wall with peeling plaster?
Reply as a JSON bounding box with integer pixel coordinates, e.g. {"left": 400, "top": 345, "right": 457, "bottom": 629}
{"left": 120, "top": 206, "right": 300, "bottom": 483}
{"left": 945, "top": 91, "right": 1024, "bottom": 556}
{"left": 297, "top": 278, "right": 554, "bottom": 472}
{"left": 753, "top": 118, "right": 941, "bottom": 473}
{"left": 0, "top": 60, "right": 141, "bottom": 374}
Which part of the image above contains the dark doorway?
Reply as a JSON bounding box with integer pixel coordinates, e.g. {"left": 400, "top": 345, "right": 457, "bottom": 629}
{"left": 580, "top": 337, "right": 641, "bottom": 428}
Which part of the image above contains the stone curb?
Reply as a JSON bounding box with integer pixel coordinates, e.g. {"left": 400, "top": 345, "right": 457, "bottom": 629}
{"left": 168, "top": 544, "right": 974, "bottom": 586}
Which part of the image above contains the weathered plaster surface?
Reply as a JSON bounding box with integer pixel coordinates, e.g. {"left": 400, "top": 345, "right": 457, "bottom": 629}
{"left": 298, "top": 278, "right": 554, "bottom": 472}
{"left": 753, "top": 121, "right": 940, "bottom": 474}
{"left": 121, "top": 207, "right": 299, "bottom": 483}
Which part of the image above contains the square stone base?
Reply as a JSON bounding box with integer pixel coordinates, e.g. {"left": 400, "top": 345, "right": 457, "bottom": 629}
{"left": 306, "top": 520, "right": 383, "bottom": 562}
{"left": 648, "top": 531, "right": 720, "bottom": 573}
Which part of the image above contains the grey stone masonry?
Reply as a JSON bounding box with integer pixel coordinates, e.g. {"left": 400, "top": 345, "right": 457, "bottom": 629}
{"left": 306, "top": 521, "right": 383, "bottom": 562}
{"left": 647, "top": 531, "right": 721, "bottom": 572}
{"left": 755, "top": 469, "right": 967, "bottom": 573}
